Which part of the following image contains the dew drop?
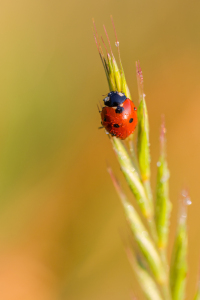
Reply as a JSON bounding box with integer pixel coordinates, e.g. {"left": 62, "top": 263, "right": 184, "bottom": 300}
{"left": 186, "top": 198, "right": 192, "bottom": 205}
{"left": 157, "top": 161, "right": 161, "bottom": 167}
{"left": 181, "top": 190, "right": 192, "bottom": 205}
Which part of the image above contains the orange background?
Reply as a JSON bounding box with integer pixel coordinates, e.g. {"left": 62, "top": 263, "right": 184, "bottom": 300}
{"left": 0, "top": 0, "right": 199, "bottom": 299}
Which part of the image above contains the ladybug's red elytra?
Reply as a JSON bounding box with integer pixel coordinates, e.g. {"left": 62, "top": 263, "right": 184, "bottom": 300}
{"left": 100, "top": 91, "right": 138, "bottom": 140}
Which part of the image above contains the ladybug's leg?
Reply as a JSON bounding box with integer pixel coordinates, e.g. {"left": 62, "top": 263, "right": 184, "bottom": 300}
{"left": 97, "top": 104, "right": 102, "bottom": 113}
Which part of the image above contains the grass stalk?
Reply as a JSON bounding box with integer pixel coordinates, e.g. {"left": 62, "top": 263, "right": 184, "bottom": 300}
{"left": 93, "top": 17, "right": 196, "bottom": 300}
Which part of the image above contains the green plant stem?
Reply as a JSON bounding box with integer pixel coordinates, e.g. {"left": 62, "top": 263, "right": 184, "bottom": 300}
{"left": 161, "top": 259, "right": 172, "bottom": 300}
{"left": 128, "top": 138, "right": 141, "bottom": 177}
{"left": 161, "top": 284, "right": 172, "bottom": 300}
{"left": 147, "top": 217, "right": 158, "bottom": 244}
{"left": 149, "top": 223, "right": 172, "bottom": 300}
{"left": 160, "top": 249, "right": 169, "bottom": 272}
{"left": 194, "top": 283, "right": 200, "bottom": 300}
{"left": 144, "top": 180, "right": 153, "bottom": 203}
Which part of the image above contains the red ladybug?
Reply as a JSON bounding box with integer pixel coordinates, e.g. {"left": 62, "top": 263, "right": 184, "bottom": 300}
{"left": 100, "top": 91, "right": 137, "bottom": 140}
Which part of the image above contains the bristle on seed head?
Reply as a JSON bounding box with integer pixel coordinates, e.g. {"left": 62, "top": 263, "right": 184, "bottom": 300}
{"left": 136, "top": 60, "right": 144, "bottom": 99}
{"left": 103, "top": 24, "right": 113, "bottom": 56}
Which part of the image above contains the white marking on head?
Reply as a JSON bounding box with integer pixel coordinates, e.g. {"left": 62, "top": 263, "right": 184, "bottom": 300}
{"left": 104, "top": 97, "right": 110, "bottom": 102}
{"left": 118, "top": 92, "right": 124, "bottom": 97}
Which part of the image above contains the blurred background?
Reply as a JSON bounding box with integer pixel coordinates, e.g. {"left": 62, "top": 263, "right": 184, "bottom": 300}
{"left": 0, "top": 0, "right": 199, "bottom": 299}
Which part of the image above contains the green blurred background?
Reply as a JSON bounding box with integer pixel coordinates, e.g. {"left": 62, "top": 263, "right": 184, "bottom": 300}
{"left": 0, "top": 0, "right": 200, "bottom": 299}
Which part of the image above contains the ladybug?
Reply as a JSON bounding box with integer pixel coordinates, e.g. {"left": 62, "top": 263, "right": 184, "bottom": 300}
{"left": 100, "top": 91, "right": 137, "bottom": 140}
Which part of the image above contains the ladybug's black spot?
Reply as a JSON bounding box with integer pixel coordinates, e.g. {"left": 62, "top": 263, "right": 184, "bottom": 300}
{"left": 129, "top": 118, "right": 133, "bottom": 123}
{"left": 115, "top": 106, "right": 124, "bottom": 114}
{"left": 104, "top": 117, "right": 107, "bottom": 122}
{"left": 134, "top": 107, "right": 137, "bottom": 111}
{"left": 114, "top": 124, "right": 120, "bottom": 128}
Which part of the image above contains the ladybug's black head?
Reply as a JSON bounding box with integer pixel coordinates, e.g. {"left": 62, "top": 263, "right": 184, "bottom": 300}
{"left": 103, "top": 91, "right": 127, "bottom": 107}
